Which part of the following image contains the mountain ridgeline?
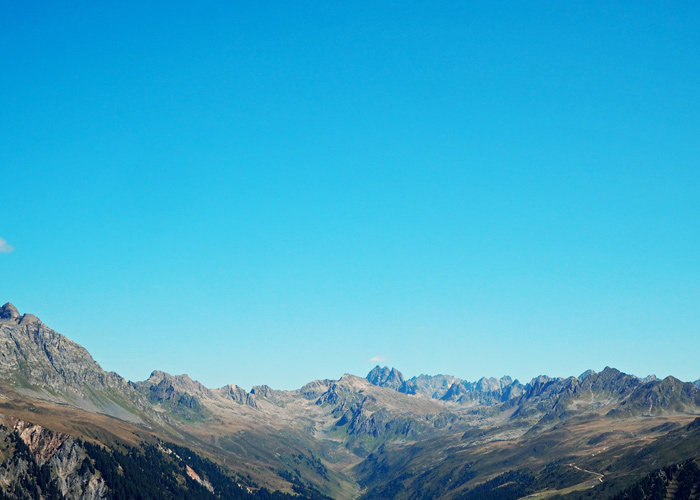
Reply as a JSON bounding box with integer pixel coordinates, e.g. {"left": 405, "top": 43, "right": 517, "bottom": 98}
{"left": 366, "top": 363, "right": 700, "bottom": 419}
{"left": 366, "top": 365, "right": 522, "bottom": 404}
{"left": 2, "top": 302, "right": 700, "bottom": 500}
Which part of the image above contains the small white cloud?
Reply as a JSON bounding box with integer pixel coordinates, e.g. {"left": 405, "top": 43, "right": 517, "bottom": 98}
{"left": 0, "top": 238, "right": 14, "bottom": 254}
{"left": 367, "top": 355, "right": 387, "bottom": 363}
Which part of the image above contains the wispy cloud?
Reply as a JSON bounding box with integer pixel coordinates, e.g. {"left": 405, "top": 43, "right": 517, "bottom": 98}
{"left": 367, "top": 355, "right": 387, "bottom": 363}
{"left": 0, "top": 238, "right": 14, "bottom": 254}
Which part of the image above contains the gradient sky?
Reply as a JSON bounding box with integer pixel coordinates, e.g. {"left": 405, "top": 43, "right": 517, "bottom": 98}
{"left": 2, "top": 2, "right": 699, "bottom": 390}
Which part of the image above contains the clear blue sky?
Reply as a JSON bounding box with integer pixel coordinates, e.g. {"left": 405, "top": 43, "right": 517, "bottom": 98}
{"left": 2, "top": 1, "right": 699, "bottom": 390}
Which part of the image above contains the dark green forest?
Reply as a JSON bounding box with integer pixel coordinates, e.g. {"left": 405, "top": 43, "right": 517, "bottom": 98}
{"left": 0, "top": 426, "right": 331, "bottom": 500}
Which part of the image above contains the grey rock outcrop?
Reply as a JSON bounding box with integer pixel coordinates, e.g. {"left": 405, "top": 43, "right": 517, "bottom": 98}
{"left": 139, "top": 370, "right": 213, "bottom": 399}
{"left": 441, "top": 376, "right": 524, "bottom": 405}
{"left": 366, "top": 366, "right": 405, "bottom": 391}
{"left": 132, "top": 370, "right": 211, "bottom": 419}
{"left": 219, "top": 384, "right": 258, "bottom": 408}
{"left": 400, "top": 373, "right": 461, "bottom": 399}
{"left": 607, "top": 376, "right": 700, "bottom": 417}
{"left": 0, "top": 303, "right": 146, "bottom": 423}
{"left": 250, "top": 384, "right": 288, "bottom": 405}
{"left": 366, "top": 366, "right": 525, "bottom": 406}
{"left": 0, "top": 303, "right": 116, "bottom": 390}
{"left": 0, "top": 302, "right": 20, "bottom": 321}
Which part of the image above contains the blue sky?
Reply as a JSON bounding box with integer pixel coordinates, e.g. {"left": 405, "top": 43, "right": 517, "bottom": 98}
{"left": 2, "top": 2, "right": 699, "bottom": 390}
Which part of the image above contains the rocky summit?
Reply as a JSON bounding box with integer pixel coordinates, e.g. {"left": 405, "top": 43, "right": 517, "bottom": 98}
{"left": 1, "top": 302, "right": 700, "bottom": 500}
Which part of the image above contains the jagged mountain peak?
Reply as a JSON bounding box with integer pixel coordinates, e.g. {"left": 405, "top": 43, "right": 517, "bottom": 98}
{"left": 604, "top": 374, "right": 700, "bottom": 417}
{"left": 217, "top": 384, "right": 258, "bottom": 408}
{"left": 0, "top": 305, "right": 107, "bottom": 386}
{"left": 144, "top": 370, "right": 211, "bottom": 396}
{"left": 579, "top": 367, "right": 657, "bottom": 385}
{"left": 147, "top": 369, "right": 192, "bottom": 384}
{"left": 0, "top": 303, "right": 43, "bottom": 327}
{"left": 529, "top": 374, "right": 558, "bottom": 385}
{"left": 0, "top": 302, "right": 20, "bottom": 321}
{"left": 600, "top": 365, "right": 622, "bottom": 376}
{"left": 0, "top": 303, "right": 148, "bottom": 424}
{"left": 366, "top": 365, "right": 405, "bottom": 390}
{"left": 401, "top": 373, "right": 462, "bottom": 399}
{"left": 440, "top": 375, "right": 524, "bottom": 405}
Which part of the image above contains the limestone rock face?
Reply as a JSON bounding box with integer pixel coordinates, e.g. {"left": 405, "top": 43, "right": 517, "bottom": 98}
{"left": 0, "top": 418, "right": 108, "bottom": 500}
{"left": 12, "top": 419, "right": 67, "bottom": 463}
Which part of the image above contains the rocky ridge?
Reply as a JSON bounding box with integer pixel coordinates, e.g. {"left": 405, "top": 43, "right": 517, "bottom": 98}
{"left": 366, "top": 365, "right": 524, "bottom": 405}
{"left": 0, "top": 303, "right": 149, "bottom": 424}
{"left": 365, "top": 365, "right": 700, "bottom": 426}
{"left": 3, "top": 302, "right": 700, "bottom": 500}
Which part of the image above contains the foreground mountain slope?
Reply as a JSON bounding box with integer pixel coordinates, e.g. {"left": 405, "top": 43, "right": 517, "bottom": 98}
{"left": 0, "top": 415, "right": 336, "bottom": 500}
{"left": 0, "top": 303, "right": 152, "bottom": 425}
{"left": 354, "top": 413, "right": 700, "bottom": 500}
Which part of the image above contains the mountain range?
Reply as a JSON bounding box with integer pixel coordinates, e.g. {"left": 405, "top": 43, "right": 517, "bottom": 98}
{"left": 1, "top": 302, "right": 700, "bottom": 500}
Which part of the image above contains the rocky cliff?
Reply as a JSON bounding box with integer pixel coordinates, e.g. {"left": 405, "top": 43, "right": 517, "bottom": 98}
{"left": 0, "top": 417, "right": 107, "bottom": 500}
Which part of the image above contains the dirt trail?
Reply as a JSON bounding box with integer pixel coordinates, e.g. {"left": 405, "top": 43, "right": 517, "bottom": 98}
{"left": 568, "top": 463, "right": 604, "bottom": 483}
